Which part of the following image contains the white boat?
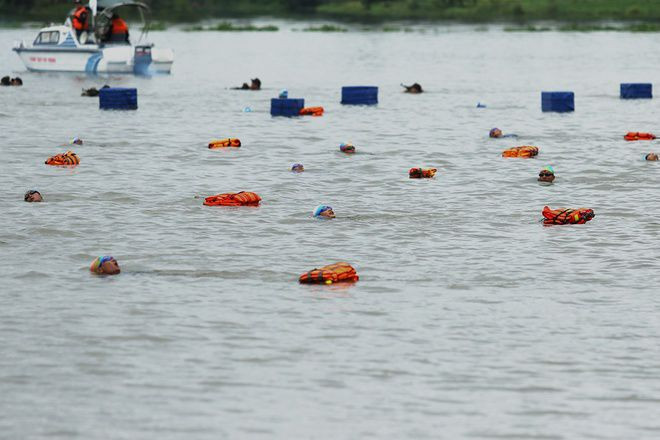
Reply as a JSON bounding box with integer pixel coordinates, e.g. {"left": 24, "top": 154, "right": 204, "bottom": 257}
{"left": 12, "top": 0, "right": 173, "bottom": 74}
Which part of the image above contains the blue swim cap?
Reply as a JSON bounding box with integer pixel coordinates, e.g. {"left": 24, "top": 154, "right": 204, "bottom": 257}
{"left": 279, "top": 89, "right": 288, "bottom": 99}
{"left": 313, "top": 205, "right": 332, "bottom": 217}
{"left": 243, "top": 106, "right": 252, "bottom": 112}
{"left": 543, "top": 165, "right": 555, "bottom": 174}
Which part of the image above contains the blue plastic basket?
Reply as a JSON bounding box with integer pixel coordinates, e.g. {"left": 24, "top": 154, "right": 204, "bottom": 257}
{"left": 541, "top": 91, "right": 574, "bottom": 113}
{"left": 620, "top": 83, "right": 652, "bottom": 99}
{"left": 341, "top": 86, "right": 378, "bottom": 105}
{"left": 99, "top": 87, "right": 138, "bottom": 110}
{"left": 270, "top": 98, "right": 305, "bottom": 117}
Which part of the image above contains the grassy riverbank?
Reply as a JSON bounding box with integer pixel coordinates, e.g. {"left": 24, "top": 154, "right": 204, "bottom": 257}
{"left": 4, "top": 0, "right": 660, "bottom": 24}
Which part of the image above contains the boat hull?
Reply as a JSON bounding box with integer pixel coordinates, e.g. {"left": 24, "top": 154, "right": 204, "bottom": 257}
{"left": 13, "top": 46, "right": 173, "bottom": 74}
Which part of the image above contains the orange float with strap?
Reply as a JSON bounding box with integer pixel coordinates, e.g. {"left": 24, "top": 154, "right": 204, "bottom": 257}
{"left": 542, "top": 206, "right": 595, "bottom": 225}
{"left": 45, "top": 151, "right": 80, "bottom": 166}
{"left": 299, "top": 107, "right": 324, "bottom": 117}
{"left": 209, "top": 138, "right": 241, "bottom": 149}
{"left": 624, "top": 132, "right": 656, "bottom": 141}
{"left": 409, "top": 167, "right": 437, "bottom": 178}
{"left": 203, "top": 191, "right": 261, "bottom": 206}
{"left": 298, "top": 262, "right": 359, "bottom": 284}
{"left": 502, "top": 146, "right": 539, "bottom": 158}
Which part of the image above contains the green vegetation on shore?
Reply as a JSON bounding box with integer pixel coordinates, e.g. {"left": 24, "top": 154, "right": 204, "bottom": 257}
{"left": 5, "top": 0, "right": 660, "bottom": 24}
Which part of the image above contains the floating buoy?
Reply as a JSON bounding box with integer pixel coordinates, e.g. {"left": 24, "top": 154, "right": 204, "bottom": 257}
{"left": 209, "top": 138, "right": 241, "bottom": 149}
{"left": 299, "top": 262, "right": 359, "bottom": 284}
{"left": 624, "top": 132, "right": 656, "bottom": 141}
{"left": 45, "top": 151, "right": 80, "bottom": 166}
{"left": 409, "top": 168, "right": 437, "bottom": 178}
{"left": 299, "top": 106, "right": 324, "bottom": 116}
{"left": 502, "top": 146, "right": 539, "bottom": 158}
{"left": 203, "top": 192, "right": 261, "bottom": 206}
{"left": 542, "top": 206, "right": 595, "bottom": 225}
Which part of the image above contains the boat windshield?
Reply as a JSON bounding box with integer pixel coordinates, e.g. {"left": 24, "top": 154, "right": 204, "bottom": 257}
{"left": 93, "top": 1, "right": 149, "bottom": 45}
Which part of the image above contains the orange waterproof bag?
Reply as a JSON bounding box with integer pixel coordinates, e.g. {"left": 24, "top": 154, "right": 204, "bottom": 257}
{"left": 409, "top": 167, "right": 437, "bottom": 178}
{"left": 624, "top": 132, "right": 656, "bottom": 141}
{"left": 209, "top": 138, "right": 241, "bottom": 149}
{"left": 45, "top": 151, "right": 80, "bottom": 166}
{"left": 204, "top": 191, "right": 261, "bottom": 206}
{"left": 299, "top": 262, "right": 359, "bottom": 284}
{"left": 502, "top": 146, "right": 539, "bottom": 158}
{"left": 542, "top": 206, "right": 595, "bottom": 225}
{"left": 299, "top": 107, "right": 324, "bottom": 117}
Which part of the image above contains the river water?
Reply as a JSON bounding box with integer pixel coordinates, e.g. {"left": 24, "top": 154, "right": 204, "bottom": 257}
{"left": 1, "top": 23, "right": 660, "bottom": 439}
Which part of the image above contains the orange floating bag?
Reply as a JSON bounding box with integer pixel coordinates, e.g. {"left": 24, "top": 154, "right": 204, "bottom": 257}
{"left": 624, "top": 132, "right": 655, "bottom": 141}
{"left": 299, "top": 262, "right": 359, "bottom": 284}
{"left": 502, "top": 146, "right": 539, "bottom": 158}
{"left": 203, "top": 191, "right": 261, "bottom": 206}
{"left": 45, "top": 151, "right": 80, "bottom": 166}
{"left": 409, "top": 167, "right": 437, "bottom": 178}
{"left": 542, "top": 206, "right": 595, "bottom": 225}
{"left": 209, "top": 138, "right": 241, "bottom": 149}
{"left": 299, "top": 107, "right": 324, "bottom": 117}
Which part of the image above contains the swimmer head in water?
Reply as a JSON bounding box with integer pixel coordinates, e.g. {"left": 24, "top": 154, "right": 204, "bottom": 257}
{"left": 489, "top": 128, "right": 503, "bottom": 138}
{"left": 279, "top": 89, "right": 288, "bottom": 99}
{"left": 71, "top": 137, "right": 83, "bottom": 145}
{"left": 313, "top": 205, "right": 335, "bottom": 219}
{"left": 339, "top": 143, "right": 355, "bottom": 154}
{"left": 24, "top": 190, "right": 42, "bottom": 202}
{"left": 90, "top": 256, "right": 121, "bottom": 275}
{"left": 291, "top": 163, "right": 304, "bottom": 173}
{"left": 538, "top": 166, "right": 555, "bottom": 183}
{"left": 646, "top": 153, "right": 659, "bottom": 161}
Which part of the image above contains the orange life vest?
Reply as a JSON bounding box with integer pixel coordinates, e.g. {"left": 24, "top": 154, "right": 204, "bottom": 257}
{"left": 542, "top": 206, "right": 595, "bottom": 225}
{"left": 502, "top": 146, "right": 539, "bottom": 158}
{"left": 208, "top": 138, "right": 241, "bottom": 149}
{"left": 298, "top": 262, "right": 359, "bottom": 284}
{"left": 72, "top": 6, "right": 89, "bottom": 31}
{"left": 624, "top": 132, "right": 656, "bottom": 141}
{"left": 45, "top": 151, "right": 80, "bottom": 166}
{"left": 299, "top": 107, "right": 324, "bottom": 116}
{"left": 111, "top": 17, "right": 129, "bottom": 34}
{"left": 409, "top": 167, "right": 437, "bottom": 178}
{"left": 203, "top": 191, "right": 261, "bottom": 206}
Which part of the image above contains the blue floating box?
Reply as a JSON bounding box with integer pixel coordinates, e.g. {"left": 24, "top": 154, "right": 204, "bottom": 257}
{"left": 541, "top": 91, "right": 574, "bottom": 113}
{"left": 620, "top": 83, "right": 652, "bottom": 99}
{"left": 341, "top": 86, "right": 378, "bottom": 105}
{"left": 99, "top": 87, "right": 138, "bottom": 110}
{"left": 270, "top": 98, "right": 304, "bottom": 117}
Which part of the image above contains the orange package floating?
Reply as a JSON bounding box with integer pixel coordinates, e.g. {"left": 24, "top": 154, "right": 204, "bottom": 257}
{"left": 502, "top": 146, "right": 539, "bottom": 158}
{"left": 299, "top": 262, "right": 359, "bottom": 285}
{"left": 542, "top": 206, "right": 595, "bottom": 225}
{"left": 208, "top": 138, "right": 241, "bottom": 149}
{"left": 203, "top": 191, "right": 261, "bottom": 206}
{"left": 409, "top": 167, "right": 437, "bottom": 178}
{"left": 299, "top": 106, "right": 324, "bottom": 117}
{"left": 45, "top": 151, "right": 80, "bottom": 166}
{"left": 624, "top": 132, "right": 656, "bottom": 141}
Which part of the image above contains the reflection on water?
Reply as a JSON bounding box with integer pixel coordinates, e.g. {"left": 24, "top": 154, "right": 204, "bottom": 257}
{"left": 2, "top": 24, "right": 660, "bottom": 439}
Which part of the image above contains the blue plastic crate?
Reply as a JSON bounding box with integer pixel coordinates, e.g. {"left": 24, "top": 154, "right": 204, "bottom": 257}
{"left": 99, "top": 87, "right": 138, "bottom": 110}
{"left": 270, "top": 98, "right": 304, "bottom": 117}
{"left": 541, "top": 91, "right": 574, "bottom": 113}
{"left": 341, "top": 86, "right": 378, "bottom": 105}
{"left": 621, "top": 83, "right": 652, "bottom": 99}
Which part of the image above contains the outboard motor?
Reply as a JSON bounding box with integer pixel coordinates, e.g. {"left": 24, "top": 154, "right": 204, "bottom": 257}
{"left": 134, "top": 45, "right": 152, "bottom": 75}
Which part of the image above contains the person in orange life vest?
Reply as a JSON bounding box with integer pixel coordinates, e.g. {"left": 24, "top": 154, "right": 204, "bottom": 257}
{"left": 109, "top": 13, "right": 129, "bottom": 43}
{"left": 71, "top": 0, "right": 90, "bottom": 40}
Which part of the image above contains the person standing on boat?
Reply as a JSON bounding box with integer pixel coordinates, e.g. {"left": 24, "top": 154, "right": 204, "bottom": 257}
{"left": 109, "top": 13, "right": 130, "bottom": 43}
{"left": 71, "top": 0, "right": 90, "bottom": 40}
